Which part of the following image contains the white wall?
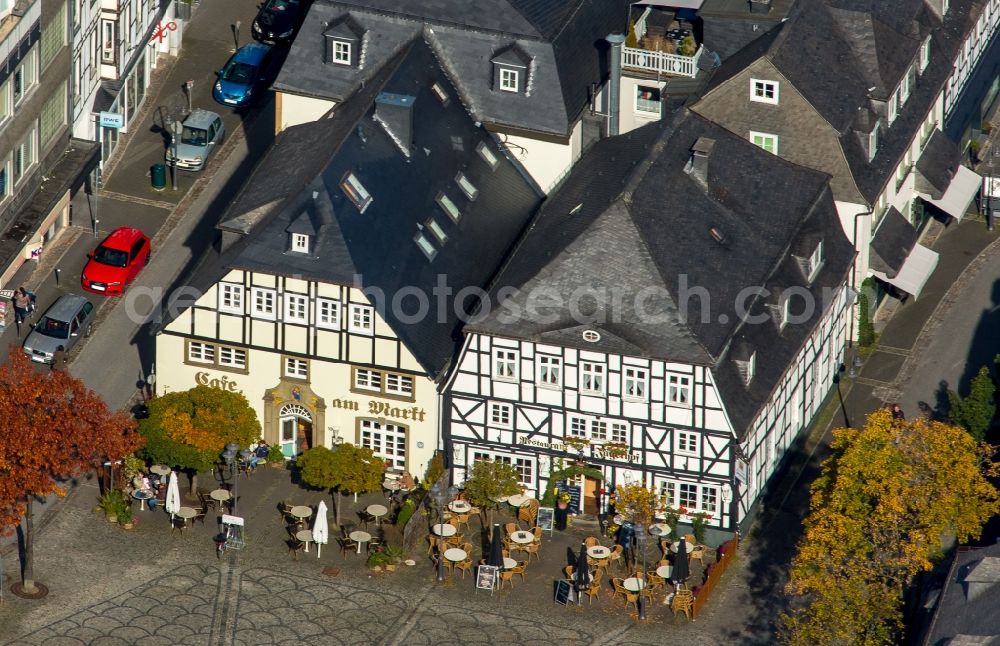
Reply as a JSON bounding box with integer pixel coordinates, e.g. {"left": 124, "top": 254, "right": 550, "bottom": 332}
{"left": 497, "top": 119, "right": 582, "bottom": 194}
{"left": 276, "top": 92, "right": 336, "bottom": 134}
{"left": 618, "top": 75, "right": 666, "bottom": 135}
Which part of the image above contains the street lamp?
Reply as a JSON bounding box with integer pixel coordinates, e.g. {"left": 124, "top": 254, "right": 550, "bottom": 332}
{"left": 635, "top": 522, "right": 647, "bottom": 620}
{"left": 832, "top": 364, "right": 851, "bottom": 428}
{"left": 166, "top": 117, "right": 182, "bottom": 191}
{"left": 430, "top": 481, "right": 455, "bottom": 582}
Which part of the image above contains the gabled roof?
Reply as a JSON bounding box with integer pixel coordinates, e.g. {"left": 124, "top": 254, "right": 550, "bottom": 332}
{"left": 324, "top": 13, "right": 364, "bottom": 39}
{"left": 273, "top": 0, "right": 631, "bottom": 137}
{"left": 176, "top": 39, "right": 543, "bottom": 380}
{"left": 467, "top": 109, "right": 855, "bottom": 437}
{"left": 923, "top": 543, "right": 1000, "bottom": 645}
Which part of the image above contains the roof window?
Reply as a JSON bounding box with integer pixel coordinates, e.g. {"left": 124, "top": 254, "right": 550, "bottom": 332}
{"left": 414, "top": 231, "right": 437, "bottom": 261}
{"left": 426, "top": 218, "right": 448, "bottom": 244}
{"left": 340, "top": 172, "right": 372, "bottom": 213}
{"left": 431, "top": 82, "right": 449, "bottom": 105}
{"left": 437, "top": 192, "right": 460, "bottom": 222}
{"left": 456, "top": 173, "right": 478, "bottom": 201}
{"left": 476, "top": 141, "right": 499, "bottom": 170}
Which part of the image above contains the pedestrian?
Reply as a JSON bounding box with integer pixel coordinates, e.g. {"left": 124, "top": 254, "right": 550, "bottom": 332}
{"left": 891, "top": 403, "right": 905, "bottom": 420}
{"left": 12, "top": 287, "right": 30, "bottom": 324}
{"left": 51, "top": 345, "right": 66, "bottom": 371}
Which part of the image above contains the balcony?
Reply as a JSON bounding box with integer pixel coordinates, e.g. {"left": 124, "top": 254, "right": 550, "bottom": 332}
{"left": 622, "top": 44, "right": 704, "bottom": 79}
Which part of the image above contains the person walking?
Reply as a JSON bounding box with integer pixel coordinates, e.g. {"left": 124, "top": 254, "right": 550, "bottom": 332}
{"left": 51, "top": 345, "right": 66, "bottom": 371}
{"left": 12, "top": 287, "right": 31, "bottom": 324}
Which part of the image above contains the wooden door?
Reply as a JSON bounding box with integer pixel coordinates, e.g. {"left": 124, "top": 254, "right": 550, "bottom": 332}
{"left": 583, "top": 476, "right": 600, "bottom": 515}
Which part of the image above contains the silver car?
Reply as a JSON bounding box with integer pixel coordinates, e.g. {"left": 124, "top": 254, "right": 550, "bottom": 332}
{"left": 165, "top": 109, "right": 225, "bottom": 171}
{"left": 22, "top": 294, "right": 95, "bottom": 364}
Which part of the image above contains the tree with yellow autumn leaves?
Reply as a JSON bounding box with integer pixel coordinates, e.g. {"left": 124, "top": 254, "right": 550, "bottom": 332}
{"left": 137, "top": 385, "right": 261, "bottom": 493}
{"left": 781, "top": 409, "right": 1000, "bottom": 645}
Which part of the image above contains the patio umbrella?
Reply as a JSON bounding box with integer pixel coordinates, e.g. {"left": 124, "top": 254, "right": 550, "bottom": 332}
{"left": 313, "top": 500, "right": 329, "bottom": 559}
{"left": 672, "top": 537, "right": 690, "bottom": 585}
{"left": 487, "top": 524, "right": 504, "bottom": 568}
{"left": 165, "top": 470, "right": 180, "bottom": 520}
{"left": 574, "top": 542, "right": 591, "bottom": 604}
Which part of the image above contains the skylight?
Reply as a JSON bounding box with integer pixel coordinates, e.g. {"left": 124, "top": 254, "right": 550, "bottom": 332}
{"left": 437, "top": 192, "right": 461, "bottom": 222}
{"left": 456, "top": 173, "right": 478, "bottom": 200}
{"left": 426, "top": 218, "right": 448, "bottom": 244}
{"left": 431, "top": 82, "right": 449, "bottom": 104}
{"left": 476, "top": 141, "right": 499, "bottom": 170}
{"left": 414, "top": 231, "right": 437, "bottom": 260}
{"left": 340, "top": 172, "right": 372, "bottom": 213}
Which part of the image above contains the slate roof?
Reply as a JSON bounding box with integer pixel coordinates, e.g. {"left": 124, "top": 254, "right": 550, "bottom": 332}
{"left": 923, "top": 543, "right": 1000, "bottom": 645}
{"left": 915, "top": 129, "right": 962, "bottom": 199}
{"left": 698, "top": 0, "right": 982, "bottom": 204}
{"left": 273, "top": 0, "right": 631, "bottom": 137}
{"left": 180, "top": 39, "right": 544, "bottom": 381}
{"left": 467, "top": 109, "right": 855, "bottom": 437}
{"left": 869, "top": 207, "right": 917, "bottom": 276}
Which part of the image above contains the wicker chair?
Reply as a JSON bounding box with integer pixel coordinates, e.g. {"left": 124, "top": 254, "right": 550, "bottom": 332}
{"left": 608, "top": 544, "right": 624, "bottom": 571}
{"left": 584, "top": 536, "right": 599, "bottom": 549}
{"left": 426, "top": 535, "right": 439, "bottom": 556}
{"left": 563, "top": 564, "right": 576, "bottom": 579}
{"left": 287, "top": 537, "right": 306, "bottom": 560}
{"left": 584, "top": 570, "right": 604, "bottom": 604}
{"left": 672, "top": 589, "right": 694, "bottom": 621}
{"left": 498, "top": 569, "right": 515, "bottom": 589}
{"left": 511, "top": 560, "right": 527, "bottom": 582}
{"left": 504, "top": 522, "right": 518, "bottom": 536}
{"left": 518, "top": 499, "right": 539, "bottom": 526}
{"left": 688, "top": 544, "right": 706, "bottom": 565}
{"left": 611, "top": 577, "right": 628, "bottom": 604}
{"left": 455, "top": 557, "right": 473, "bottom": 579}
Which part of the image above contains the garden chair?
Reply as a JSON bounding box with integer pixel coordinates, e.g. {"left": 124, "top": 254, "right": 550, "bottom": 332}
{"left": 584, "top": 536, "right": 599, "bottom": 548}
{"left": 608, "top": 544, "right": 624, "bottom": 571}
{"left": 689, "top": 544, "right": 706, "bottom": 565}
{"left": 511, "top": 560, "right": 527, "bottom": 582}
{"left": 427, "top": 535, "right": 439, "bottom": 556}
{"left": 498, "top": 569, "right": 515, "bottom": 590}
{"left": 287, "top": 537, "right": 306, "bottom": 560}
{"left": 504, "top": 522, "right": 518, "bottom": 536}
{"left": 455, "top": 557, "right": 473, "bottom": 579}
{"left": 518, "top": 499, "right": 539, "bottom": 526}
{"left": 584, "top": 571, "right": 604, "bottom": 604}
{"left": 672, "top": 589, "right": 694, "bottom": 621}
{"left": 339, "top": 533, "right": 358, "bottom": 558}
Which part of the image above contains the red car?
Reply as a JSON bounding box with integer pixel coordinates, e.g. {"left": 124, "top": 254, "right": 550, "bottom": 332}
{"left": 82, "top": 227, "right": 151, "bottom": 295}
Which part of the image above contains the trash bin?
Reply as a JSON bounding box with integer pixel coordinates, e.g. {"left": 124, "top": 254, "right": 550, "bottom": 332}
{"left": 151, "top": 163, "right": 166, "bottom": 190}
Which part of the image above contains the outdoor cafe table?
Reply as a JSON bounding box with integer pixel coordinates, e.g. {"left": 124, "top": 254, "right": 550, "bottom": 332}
{"left": 510, "top": 530, "right": 534, "bottom": 545}
{"left": 132, "top": 489, "right": 153, "bottom": 511}
{"left": 149, "top": 464, "right": 171, "bottom": 477}
{"left": 624, "top": 577, "right": 646, "bottom": 592}
{"left": 210, "top": 489, "right": 232, "bottom": 504}
{"left": 656, "top": 565, "right": 673, "bottom": 579}
{"left": 366, "top": 504, "right": 388, "bottom": 525}
{"left": 175, "top": 506, "right": 197, "bottom": 520}
{"left": 444, "top": 548, "right": 467, "bottom": 562}
{"left": 507, "top": 494, "right": 528, "bottom": 507}
{"left": 432, "top": 523, "right": 457, "bottom": 537}
{"left": 349, "top": 530, "right": 371, "bottom": 554}
{"left": 587, "top": 546, "right": 611, "bottom": 560}
{"left": 290, "top": 506, "right": 313, "bottom": 521}
{"left": 503, "top": 557, "right": 517, "bottom": 569}
{"left": 297, "top": 529, "right": 314, "bottom": 553}
{"left": 448, "top": 500, "right": 471, "bottom": 513}
{"left": 670, "top": 540, "right": 695, "bottom": 554}
{"left": 649, "top": 523, "right": 670, "bottom": 537}
{"left": 490, "top": 495, "right": 510, "bottom": 504}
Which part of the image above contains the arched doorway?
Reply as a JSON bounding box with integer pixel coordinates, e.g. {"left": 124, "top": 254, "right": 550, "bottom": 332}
{"left": 279, "top": 403, "right": 313, "bottom": 458}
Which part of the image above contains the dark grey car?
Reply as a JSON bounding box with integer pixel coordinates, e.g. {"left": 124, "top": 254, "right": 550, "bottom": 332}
{"left": 22, "top": 294, "right": 95, "bottom": 364}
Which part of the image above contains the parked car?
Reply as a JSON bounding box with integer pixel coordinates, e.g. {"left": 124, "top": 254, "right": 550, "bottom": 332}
{"left": 23, "top": 294, "right": 95, "bottom": 364}
{"left": 251, "top": 0, "right": 302, "bottom": 44}
{"left": 81, "top": 227, "right": 151, "bottom": 295}
{"left": 164, "top": 109, "right": 225, "bottom": 172}
{"left": 213, "top": 43, "right": 272, "bottom": 107}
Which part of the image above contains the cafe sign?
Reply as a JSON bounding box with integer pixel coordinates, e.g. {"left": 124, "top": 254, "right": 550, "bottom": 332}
{"left": 516, "top": 434, "right": 639, "bottom": 463}
{"left": 330, "top": 396, "right": 427, "bottom": 422}
{"left": 195, "top": 371, "right": 240, "bottom": 392}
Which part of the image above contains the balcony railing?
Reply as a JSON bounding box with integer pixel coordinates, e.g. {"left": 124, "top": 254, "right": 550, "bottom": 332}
{"left": 622, "top": 45, "right": 704, "bottom": 79}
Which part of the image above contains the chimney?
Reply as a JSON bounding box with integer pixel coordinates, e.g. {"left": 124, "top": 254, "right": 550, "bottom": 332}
{"left": 750, "top": 0, "right": 772, "bottom": 14}
{"left": 686, "top": 137, "right": 715, "bottom": 186}
{"left": 964, "top": 558, "right": 1000, "bottom": 602}
{"left": 374, "top": 92, "right": 415, "bottom": 157}
{"left": 606, "top": 33, "right": 626, "bottom": 137}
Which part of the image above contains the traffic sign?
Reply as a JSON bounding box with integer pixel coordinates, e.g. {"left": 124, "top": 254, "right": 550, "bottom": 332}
{"left": 99, "top": 112, "right": 124, "bottom": 129}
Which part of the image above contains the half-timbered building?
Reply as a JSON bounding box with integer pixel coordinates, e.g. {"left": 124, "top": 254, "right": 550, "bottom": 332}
{"left": 154, "top": 39, "right": 542, "bottom": 474}
{"left": 444, "top": 109, "right": 856, "bottom": 536}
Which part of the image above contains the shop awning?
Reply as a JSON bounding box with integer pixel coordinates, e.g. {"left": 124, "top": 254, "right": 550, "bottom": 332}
{"left": 921, "top": 165, "right": 981, "bottom": 221}
{"left": 871, "top": 243, "right": 939, "bottom": 299}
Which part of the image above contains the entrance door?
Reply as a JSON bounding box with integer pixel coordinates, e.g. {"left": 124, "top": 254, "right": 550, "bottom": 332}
{"left": 583, "top": 475, "right": 600, "bottom": 516}
{"left": 279, "top": 403, "right": 313, "bottom": 458}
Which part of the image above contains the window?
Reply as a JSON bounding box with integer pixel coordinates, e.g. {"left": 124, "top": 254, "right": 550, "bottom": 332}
{"left": 591, "top": 420, "right": 607, "bottom": 440}
{"left": 0, "top": 166, "right": 7, "bottom": 200}
{"left": 475, "top": 452, "right": 532, "bottom": 485}
{"left": 476, "top": 141, "right": 499, "bottom": 169}
{"left": 569, "top": 416, "right": 587, "bottom": 437}
{"left": 679, "top": 483, "right": 698, "bottom": 508}
{"left": 807, "top": 240, "right": 824, "bottom": 280}
{"left": 188, "top": 342, "right": 215, "bottom": 363}
{"left": 499, "top": 68, "right": 518, "bottom": 92}
{"left": 0, "top": 80, "right": 8, "bottom": 123}
{"left": 354, "top": 369, "right": 382, "bottom": 391}
{"left": 493, "top": 348, "right": 518, "bottom": 381}
{"left": 667, "top": 374, "right": 692, "bottom": 406}
{"left": 455, "top": 173, "right": 478, "bottom": 200}
{"left": 414, "top": 231, "right": 437, "bottom": 261}
{"left": 316, "top": 298, "right": 340, "bottom": 329}
{"left": 489, "top": 401, "right": 513, "bottom": 428}
{"left": 12, "top": 129, "right": 35, "bottom": 185}
{"left": 425, "top": 218, "right": 447, "bottom": 244}
{"left": 359, "top": 419, "right": 406, "bottom": 470}
{"left": 39, "top": 84, "right": 66, "bottom": 148}
{"left": 437, "top": 192, "right": 461, "bottom": 222}
{"left": 348, "top": 304, "right": 373, "bottom": 334}
{"left": 623, "top": 366, "right": 648, "bottom": 400}
{"left": 218, "top": 283, "right": 243, "bottom": 313}
{"left": 611, "top": 422, "right": 628, "bottom": 443}
{"left": 750, "top": 79, "right": 779, "bottom": 104}
{"left": 284, "top": 357, "right": 308, "bottom": 378}
{"left": 579, "top": 361, "right": 605, "bottom": 395}
{"left": 537, "top": 354, "right": 562, "bottom": 388}
{"left": 676, "top": 430, "right": 698, "bottom": 455}
{"left": 868, "top": 122, "right": 880, "bottom": 161}
{"left": 750, "top": 131, "right": 778, "bottom": 155}
{"left": 781, "top": 296, "right": 791, "bottom": 328}
{"left": 701, "top": 486, "right": 718, "bottom": 514}
{"left": 431, "top": 82, "right": 449, "bottom": 104}
{"left": 385, "top": 373, "right": 414, "bottom": 398}
{"left": 101, "top": 19, "right": 115, "bottom": 64}
{"left": 332, "top": 40, "right": 351, "bottom": 65}
{"left": 284, "top": 293, "right": 307, "bottom": 323}
{"left": 341, "top": 172, "right": 373, "bottom": 213}
{"left": 291, "top": 233, "right": 309, "bottom": 253}
{"left": 582, "top": 330, "right": 601, "bottom": 343}
{"left": 745, "top": 351, "right": 756, "bottom": 384}
{"left": 888, "top": 89, "right": 899, "bottom": 123}
{"left": 251, "top": 287, "right": 276, "bottom": 318}
{"left": 635, "top": 85, "right": 661, "bottom": 114}
{"left": 41, "top": 2, "right": 65, "bottom": 70}
{"left": 920, "top": 36, "right": 931, "bottom": 71}
{"left": 218, "top": 346, "right": 247, "bottom": 369}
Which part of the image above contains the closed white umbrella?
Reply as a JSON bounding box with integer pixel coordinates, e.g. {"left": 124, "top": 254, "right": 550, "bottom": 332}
{"left": 165, "top": 470, "right": 181, "bottom": 520}
{"left": 313, "top": 500, "right": 329, "bottom": 559}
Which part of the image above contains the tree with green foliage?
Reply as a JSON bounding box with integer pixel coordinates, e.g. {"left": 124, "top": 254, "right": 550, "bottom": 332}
{"left": 297, "top": 443, "right": 382, "bottom": 527}
{"left": 137, "top": 385, "right": 260, "bottom": 493}
{"left": 625, "top": 21, "right": 638, "bottom": 48}
{"left": 857, "top": 282, "right": 876, "bottom": 347}
{"left": 949, "top": 365, "right": 996, "bottom": 441}
{"left": 463, "top": 459, "right": 522, "bottom": 537}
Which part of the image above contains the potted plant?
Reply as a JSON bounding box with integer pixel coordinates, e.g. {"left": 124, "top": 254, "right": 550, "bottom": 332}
{"left": 602, "top": 442, "right": 630, "bottom": 459}
{"left": 557, "top": 491, "right": 572, "bottom": 510}
{"left": 564, "top": 436, "right": 590, "bottom": 452}
{"left": 691, "top": 512, "right": 712, "bottom": 545}
{"left": 679, "top": 34, "right": 697, "bottom": 57}
{"left": 98, "top": 490, "right": 128, "bottom": 523}
{"left": 970, "top": 138, "right": 981, "bottom": 162}
{"left": 267, "top": 444, "right": 285, "bottom": 468}
{"left": 121, "top": 515, "right": 138, "bottom": 530}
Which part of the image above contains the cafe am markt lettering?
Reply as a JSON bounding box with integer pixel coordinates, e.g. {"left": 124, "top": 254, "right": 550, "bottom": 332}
{"left": 330, "top": 396, "right": 427, "bottom": 422}
{"left": 196, "top": 372, "right": 239, "bottom": 392}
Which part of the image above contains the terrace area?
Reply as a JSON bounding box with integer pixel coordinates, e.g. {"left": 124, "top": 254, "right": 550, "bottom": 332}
{"left": 624, "top": 1, "right": 706, "bottom": 78}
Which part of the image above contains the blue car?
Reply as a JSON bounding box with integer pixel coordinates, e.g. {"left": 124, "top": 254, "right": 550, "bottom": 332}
{"left": 213, "top": 43, "right": 271, "bottom": 107}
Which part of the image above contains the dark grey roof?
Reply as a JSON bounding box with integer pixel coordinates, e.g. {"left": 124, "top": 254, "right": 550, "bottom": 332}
{"left": 273, "top": 0, "right": 631, "bottom": 137}
{"left": 869, "top": 207, "right": 917, "bottom": 277}
{"left": 467, "top": 109, "right": 855, "bottom": 437}
{"left": 698, "top": 0, "right": 796, "bottom": 61}
{"left": 698, "top": 0, "right": 981, "bottom": 204}
{"left": 185, "top": 39, "right": 543, "bottom": 381}
{"left": 915, "top": 129, "right": 962, "bottom": 199}
{"left": 923, "top": 543, "right": 1000, "bottom": 645}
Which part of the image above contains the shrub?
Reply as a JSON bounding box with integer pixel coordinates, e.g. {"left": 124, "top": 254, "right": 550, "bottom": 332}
{"left": 396, "top": 498, "right": 416, "bottom": 527}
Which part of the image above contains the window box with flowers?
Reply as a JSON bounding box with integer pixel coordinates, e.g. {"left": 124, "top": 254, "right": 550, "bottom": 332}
{"left": 563, "top": 436, "right": 591, "bottom": 452}
{"left": 602, "top": 442, "right": 630, "bottom": 459}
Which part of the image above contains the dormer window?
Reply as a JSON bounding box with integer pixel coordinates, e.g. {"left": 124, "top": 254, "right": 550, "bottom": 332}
{"left": 331, "top": 41, "right": 351, "bottom": 65}
{"left": 807, "top": 239, "right": 824, "bottom": 280}
{"left": 888, "top": 89, "right": 899, "bottom": 123}
{"left": 733, "top": 344, "right": 756, "bottom": 386}
{"left": 500, "top": 69, "right": 518, "bottom": 92}
{"left": 750, "top": 79, "right": 779, "bottom": 105}
{"left": 920, "top": 36, "right": 931, "bottom": 72}
{"left": 324, "top": 14, "right": 364, "bottom": 67}
{"left": 900, "top": 68, "right": 912, "bottom": 104}
{"left": 291, "top": 233, "right": 310, "bottom": 253}
{"left": 745, "top": 352, "right": 756, "bottom": 384}
{"left": 868, "top": 121, "right": 880, "bottom": 161}
{"left": 491, "top": 43, "right": 530, "bottom": 94}
{"left": 340, "top": 172, "right": 372, "bottom": 213}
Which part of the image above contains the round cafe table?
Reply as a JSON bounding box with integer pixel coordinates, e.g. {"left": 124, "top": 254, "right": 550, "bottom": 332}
{"left": 490, "top": 495, "right": 510, "bottom": 504}
{"left": 175, "top": 506, "right": 197, "bottom": 519}
{"left": 623, "top": 577, "right": 646, "bottom": 592}
{"left": 349, "top": 530, "right": 371, "bottom": 554}
{"left": 366, "top": 504, "right": 388, "bottom": 525}
{"left": 671, "top": 540, "right": 695, "bottom": 554}
{"left": 587, "top": 545, "right": 610, "bottom": 560}
{"left": 507, "top": 494, "right": 527, "bottom": 508}
{"left": 296, "top": 529, "right": 313, "bottom": 553}
{"left": 210, "top": 489, "right": 232, "bottom": 504}
{"left": 131, "top": 489, "right": 153, "bottom": 511}
{"left": 431, "top": 523, "right": 456, "bottom": 537}
{"left": 290, "top": 506, "right": 313, "bottom": 521}
{"left": 502, "top": 557, "right": 517, "bottom": 569}
{"left": 149, "top": 464, "right": 171, "bottom": 478}
{"left": 649, "top": 523, "right": 670, "bottom": 537}
{"left": 448, "top": 500, "right": 471, "bottom": 513}
{"left": 444, "top": 548, "right": 467, "bottom": 562}
{"left": 656, "top": 565, "right": 673, "bottom": 579}
{"left": 510, "top": 531, "right": 534, "bottom": 545}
